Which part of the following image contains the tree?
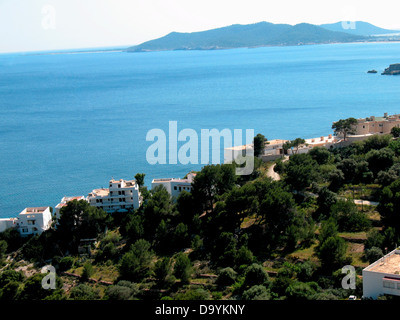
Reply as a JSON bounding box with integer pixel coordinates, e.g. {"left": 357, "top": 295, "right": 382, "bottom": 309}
{"left": 253, "top": 133, "right": 267, "bottom": 157}
{"left": 118, "top": 239, "right": 154, "bottom": 282}
{"left": 105, "top": 281, "right": 139, "bottom": 300}
{"left": 0, "top": 240, "right": 7, "bottom": 263}
{"left": 259, "top": 184, "right": 296, "bottom": 244}
{"left": 290, "top": 138, "right": 306, "bottom": 154}
{"left": 332, "top": 117, "right": 358, "bottom": 141}
{"left": 81, "top": 262, "right": 94, "bottom": 282}
{"left": 378, "top": 179, "right": 400, "bottom": 230}
{"left": 191, "top": 164, "right": 236, "bottom": 214}
{"left": 308, "top": 147, "right": 333, "bottom": 165}
{"left": 69, "top": 284, "right": 100, "bottom": 300}
{"left": 217, "top": 267, "right": 237, "bottom": 286}
{"left": 242, "top": 285, "right": 271, "bottom": 300}
{"left": 243, "top": 263, "right": 269, "bottom": 288}
{"left": 56, "top": 200, "right": 108, "bottom": 253}
{"left": 18, "top": 273, "right": 63, "bottom": 300}
{"left": 285, "top": 282, "right": 319, "bottom": 300}
{"left": 143, "top": 185, "right": 177, "bottom": 236}
{"left": 364, "top": 247, "right": 383, "bottom": 263}
{"left": 284, "top": 154, "right": 318, "bottom": 191}
{"left": 366, "top": 148, "right": 395, "bottom": 176}
{"left": 391, "top": 126, "right": 400, "bottom": 138}
{"left": 330, "top": 199, "right": 370, "bottom": 232}
{"left": 173, "top": 253, "right": 192, "bottom": 284}
{"left": 134, "top": 173, "right": 146, "bottom": 188}
{"left": 154, "top": 257, "right": 175, "bottom": 288}
{"left": 318, "top": 236, "right": 348, "bottom": 271}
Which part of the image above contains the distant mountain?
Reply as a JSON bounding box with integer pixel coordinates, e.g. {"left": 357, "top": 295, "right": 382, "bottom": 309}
{"left": 127, "top": 22, "right": 365, "bottom": 52}
{"left": 320, "top": 21, "right": 400, "bottom": 36}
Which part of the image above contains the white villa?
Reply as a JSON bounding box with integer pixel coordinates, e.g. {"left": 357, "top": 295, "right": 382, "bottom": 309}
{"left": 55, "top": 195, "right": 88, "bottom": 221}
{"left": 363, "top": 248, "right": 400, "bottom": 299}
{"left": 16, "top": 207, "right": 52, "bottom": 237}
{"left": 151, "top": 172, "right": 197, "bottom": 198}
{"left": 88, "top": 178, "right": 142, "bottom": 213}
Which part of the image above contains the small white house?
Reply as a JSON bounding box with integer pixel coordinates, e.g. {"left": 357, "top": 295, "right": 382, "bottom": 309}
{"left": 16, "top": 207, "right": 52, "bottom": 237}
{"left": 363, "top": 248, "right": 400, "bottom": 299}
{"left": 0, "top": 218, "right": 17, "bottom": 233}
{"left": 151, "top": 172, "right": 196, "bottom": 199}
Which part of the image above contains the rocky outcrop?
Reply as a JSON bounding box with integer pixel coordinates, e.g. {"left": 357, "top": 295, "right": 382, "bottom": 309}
{"left": 382, "top": 64, "right": 400, "bottom": 75}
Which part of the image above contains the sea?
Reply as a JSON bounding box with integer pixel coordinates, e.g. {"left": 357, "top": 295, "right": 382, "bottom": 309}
{"left": 0, "top": 42, "right": 399, "bottom": 218}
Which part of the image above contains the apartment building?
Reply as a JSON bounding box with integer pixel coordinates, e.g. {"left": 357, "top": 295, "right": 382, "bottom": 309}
{"left": 88, "top": 178, "right": 142, "bottom": 213}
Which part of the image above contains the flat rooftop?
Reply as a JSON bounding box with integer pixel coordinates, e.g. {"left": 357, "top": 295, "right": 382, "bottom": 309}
{"left": 90, "top": 188, "right": 110, "bottom": 197}
{"left": 19, "top": 207, "right": 49, "bottom": 214}
{"left": 152, "top": 178, "right": 190, "bottom": 183}
{"left": 365, "top": 251, "right": 400, "bottom": 274}
{"left": 267, "top": 139, "right": 288, "bottom": 145}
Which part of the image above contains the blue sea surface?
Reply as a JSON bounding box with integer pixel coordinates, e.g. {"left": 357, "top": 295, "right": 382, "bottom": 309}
{"left": 0, "top": 42, "right": 399, "bottom": 218}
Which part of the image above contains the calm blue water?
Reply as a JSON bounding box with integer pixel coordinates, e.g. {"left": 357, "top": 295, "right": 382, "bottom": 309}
{"left": 0, "top": 42, "right": 399, "bottom": 218}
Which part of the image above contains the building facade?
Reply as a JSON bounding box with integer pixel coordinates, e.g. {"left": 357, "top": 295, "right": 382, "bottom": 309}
{"left": 88, "top": 178, "right": 142, "bottom": 213}
{"left": 363, "top": 248, "right": 400, "bottom": 299}
{"left": 351, "top": 113, "right": 400, "bottom": 137}
{"left": 151, "top": 172, "right": 196, "bottom": 199}
{"left": 0, "top": 218, "right": 17, "bottom": 233}
{"left": 16, "top": 207, "right": 52, "bottom": 237}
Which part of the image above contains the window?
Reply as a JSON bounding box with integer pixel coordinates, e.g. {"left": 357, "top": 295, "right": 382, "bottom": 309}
{"left": 22, "top": 228, "right": 28, "bottom": 233}
{"left": 383, "top": 281, "right": 395, "bottom": 289}
{"left": 174, "top": 186, "right": 177, "bottom": 190}
{"left": 28, "top": 220, "right": 36, "bottom": 225}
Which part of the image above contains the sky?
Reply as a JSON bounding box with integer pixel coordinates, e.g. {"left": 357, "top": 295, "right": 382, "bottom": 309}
{"left": 1, "top": 0, "right": 400, "bottom": 53}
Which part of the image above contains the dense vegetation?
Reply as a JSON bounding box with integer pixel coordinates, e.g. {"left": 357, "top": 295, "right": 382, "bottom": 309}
{"left": 2, "top": 132, "right": 400, "bottom": 300}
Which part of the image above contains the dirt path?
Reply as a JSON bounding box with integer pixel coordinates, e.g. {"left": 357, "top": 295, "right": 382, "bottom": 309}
{"left": 266, "top": 156, "right": 288, "bottom": 181}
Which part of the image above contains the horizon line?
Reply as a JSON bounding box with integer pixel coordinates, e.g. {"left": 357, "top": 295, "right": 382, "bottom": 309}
{"left": 2, "top": 20, "right": 400, "bottom": 55}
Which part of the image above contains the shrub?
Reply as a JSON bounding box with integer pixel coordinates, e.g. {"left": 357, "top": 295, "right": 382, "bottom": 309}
{"left": 69, "top": 284, "right": 100, "bottom": 300}
{"left": 242, "top": 285, "right": 270, "bottom": 300}
{"left": 364, "top": 246, "right": 383, "bottom": 263}
{"left": 217, "top": 267, "right": 237, "bottom": 286}
{"left": 243, "top": 263, "right": 269, "bottom": 288}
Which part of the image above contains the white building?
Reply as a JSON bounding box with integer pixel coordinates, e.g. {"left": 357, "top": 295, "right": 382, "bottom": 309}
{"left": 151, "top": 172, "right": 196, "bottom": 199}
{"left": 224, "top": 144, "right": 253, "bottom": 164}
{"left": 0, "top": 218, "right": 17, "bottom": 233}
{"left": 363, "top": 248, "right": 400, "bottom": 299}
{"left": 55, "top": 196, "right": 88, "bottom": 222}
{"left": 16, "top": 207, "right": 52, "bottom": 237}
{"left": 88, "top": 178, "right": 142, "bottom": 213}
